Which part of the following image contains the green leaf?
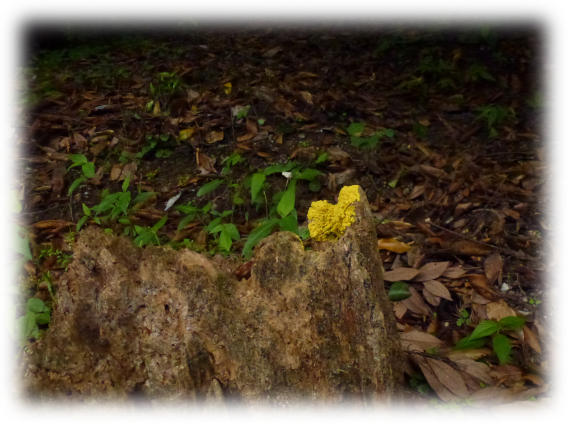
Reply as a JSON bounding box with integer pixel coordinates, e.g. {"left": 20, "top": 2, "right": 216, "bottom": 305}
{"left": 82, "top": 203, "right": 91, "bottom": 216}
{"left": 277, "top": 179, "right": 297, "bottom": 218}
{"left": 242, "top": 219, "right": 280, "bottom": 257}
{"left": 177, "top": 205, "right": 198, "bottom": 214}
{"left": 197, "top": 179, "right": 225, "bottom": 197}
{"left": 152, "top": 216, "right": 168, "bottom": 231}
{"left": 309, "top": 180, "right": 321, "bottom": 192}
{"left": 27, "top": 298, "right": 47, "bottom": 313}
{"left": 492, "top": 333, "right": 512, "bottom": 364}
{"left": 498, "top": 316, "right": 525, "bottom": 331}
{"left": 93, "top": 192, "right": 121, "bottom": 214}
{"left": 14, "top": 228, "right": 32, "bottom": 260}
{"left": 298, "top": 226, "right": 310, "bottom": 240}
{"left": 264, "top": 162, "right": 296, "bottom": 176}
{"left": 118, "top": 218, "right": 131, "bottom": 225}
{"left": 20, "top": 311, "right": 37, "bottom": 340}
{"left": 11, "top": 190, "right": 22, "bottom": 213}
{"left": 68, "top": 176, "right": 86, "bottom": 196}
{"left": 316, "top": 152, "right": 329, "bottom": 164}
{"left": 68, "top": 154, "right": 88, "bottom": 170}
{"left": 224, "top": 223, "right": 240, "bottom": 240}
{"left": 469, "top": 320, "right": 500, "bottom": 340}
{"left": 2, "top": 257, "right": 29, "bottom": 286}
{"left": 207, "top": 217, "right": 222, "bottom": 233}
{"left": 122, "top": 177, "right": 131, "bottom": 192}
{"left": 134, "top": 231, "right": 157, "bottom": 248}
{"left": 36, "top": 312, "right": 51, "bottom": 325}
{"left": 279, "top": 211, "right": 299, "bottom": 235}
{"left": 132, "top": 192, "right": 157, "bottom": 205}
{"left": 347, "top": 122, "right": 366, "bottom": 136}
{"left": 454, "top": 336, "right": 487, "bottom": 351}
{"left": 210, "top": 223, "right": 226, "bottom": 234}
{"left": 177, "top": 214, "right": 195, "bottom": 231}
{"left": 388, "top": 281, "right": 412, "bottom": 301}
{"left": 82, "top": 162, "right": 95, "bottom": 178}
{"left": 76, "top": 215, "right": 89, "bottom": 232}
{"left": 298, "top": 168, "right": 323, "bottom": 181}
{"left": 117, "top": 191, "right": 131, "bottom": 215}
{"left": 219, "top": 229, "right": 232, "bottom": 251}
{"left": 251, "top": 173, "right": 266, "bottom": 203}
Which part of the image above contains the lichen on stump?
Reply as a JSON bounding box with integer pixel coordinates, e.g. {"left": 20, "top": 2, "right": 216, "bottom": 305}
{"left": 21, "top": 186, "right": 404, "bottom": 406}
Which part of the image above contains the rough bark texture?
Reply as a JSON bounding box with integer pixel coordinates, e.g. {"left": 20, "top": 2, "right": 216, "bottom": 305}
{"left": 21, "top": 187, "right": 404, "bottom": 406}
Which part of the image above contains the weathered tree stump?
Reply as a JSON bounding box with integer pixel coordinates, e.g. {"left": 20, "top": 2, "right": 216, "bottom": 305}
{"left": 21, "top": 186, "right": 404, "bottom": 406}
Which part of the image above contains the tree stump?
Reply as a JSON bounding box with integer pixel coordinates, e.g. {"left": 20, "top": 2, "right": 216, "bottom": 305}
{"left": 21, "top": 186, "right": 404, "bottom": 406}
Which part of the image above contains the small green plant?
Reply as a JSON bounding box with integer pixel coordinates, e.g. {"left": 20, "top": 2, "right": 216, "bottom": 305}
{"left": 412, "top": 122, "right": 428, "bottom": 139}
{"left": 77, "top": 178, "right": 157, "bottom": 231}
{"left": 197, "top": 179, "right": 226, "bottom": 197}
{"left": 67, "top": 154, "right": 96, "bottom": 196}
{"left": 38, "top": 246, "right": 72, "bottom": 271}
{"left": 528, "top": 297, "right": 542, "bottom": 306}
{"left": 222, "top": 152, "right": 245, "bottom": 175}
{"left": 315, "top": 152, "right": 329, "bottom": 164}
{"left": 456, "top": 308, "right": 472, "bottom": 327}
{"left": 347, "top": 122, "right": 394, "bottom": 149}
{"left": 475, "top": 104, "right": 514, "bottom": 138}
{"left": 133, "top": 216, "right": 168, "bottom": 247}
{"left": 14, "top": 298, "right": 51, "bottom": 348}
{"left": 236, "top": 105, "right": 250, "bottom": 119}
{"left": 466, "top": 63, "right": 495, "bottom": 82}
{"left": 454, "top": 316, "right": 526, "bottom": 364}
{"left": 149, "top": 71, "right": 182, "bottom": 101}
{"left": 208, "top": 211, "right": 241, "bottom": 252}
{"left": 526, "top": 91, "right": 543, "bottom": 109}
{"left": 425, "top": 399, "right": 475, "bottom": 422}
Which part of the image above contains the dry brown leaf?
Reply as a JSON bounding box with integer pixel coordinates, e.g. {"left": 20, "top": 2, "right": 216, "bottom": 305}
{"left": 427, "top": 357, "right": 469, "bottom": 399}
{"left": 444, "top": 348, "right": 492, "bottom": 361}
{"left": 422, "top": 288, "right": 441, "bottom": 306}
{"left": 442, "top": 266, "right": 468, "bottom": 279}
{"left": 470, "top": 290, "right": 492, "bottom": 305}
{"left": 378, "top": 238, "right": 411, "bottom": 253}
{"left": 196, "top": 149, "right": 216, "bottom": 174}
{"left": 383, "top": 267, "right": 419, "bottom": 281}
{"left": 446, "top": 239, "right": 493, "bottom": 256}
{"left": 50, "top": 163, "right": 66, "bottom": 195}
{"left": 452, "top": 358, "right": 495, "bottom": 386}
{"left": 485, "top": 251, "right": 503, "bottom": 283}
{"left": 414, "top": 355, "right": 462, "bottom": 403}
{"left": 486, "top": 299, "right": 516, "bottom": 321}
{"left": 467, "top": 274, "right": 497, "bottom": 300}
{"left": 393, "top": 302, "right": 407, "bottom": 319}
{"left": 522, "top": 373, "right": 545, "bottom": 386}
{"left": 399, "top": 331, "right": 443, "bottom": 352}
{"left": 408, "top": 184, "right": 427, "bottom": 200}
{"left": 402, "top": 286, "right": 431, "bottom": 316}
{"left": 73, "top": 133, "right": 88, "bottom": 151}
{"left": 32, "top": 220, "right": 73, "bottom": 230}
{"left": 491, "top": 401, "right": 555, "bottom": 421}
{"left": 119, "top": 162, "right": 137, "bottom": 181}
{"left": 263, "top": 47, "right": 281, "bottom": 58}
{"left": 468, "top": 386, "right": 511, "bottom": 407}
{"left": 419, "top": 164, "right": 450, "bottom": 180}
{"left": 206, "top": 131, "right": 224, "bottom": 143}
{"left": 325, "top": 146, "right": 351, "bottom": 162}
{"left": 414, "top": 262, "right": 450, "bottom": 282}
{"left": 237, "top": 133, "right": 255, "bottom": 142}
{"left": 110, "top": 164, "right": 124, "bottom": 181}
{"left": 275, "top": 133, "right": 283, "bottom": 144}
{"left": 246, "top": 118, "right": 258, "bottom": 136}
{"left": 300, "top": 91, "right": 314, "bottom": 105}
{"left": 523, "top": 326, "right": 542, "bottom": 354}
{"left": 423, "top": 280, "right": 453, "bottom": 301}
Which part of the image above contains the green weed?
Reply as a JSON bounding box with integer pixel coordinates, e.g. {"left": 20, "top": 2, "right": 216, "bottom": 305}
{"left": 454, "top": 316, "right": 526, "bottom": 364}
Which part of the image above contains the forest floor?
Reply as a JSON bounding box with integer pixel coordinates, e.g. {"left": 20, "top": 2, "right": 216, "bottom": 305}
{"left": 12, "top": 25, "right": 551, "bottom": 409}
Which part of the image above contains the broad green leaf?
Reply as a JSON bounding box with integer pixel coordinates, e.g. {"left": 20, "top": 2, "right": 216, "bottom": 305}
{"left": 176, "top": 205, "right": 198, "bottom": 214}
{"left": 298, "top": 168, "right": 323, "bottom": 181}
{"left": 210, "top": 223, "right": 226, "bottom": 234}
{"left": 207, "top": 217, "right": 222, "bottom": 233}
{"left": 152, "top": 216, "right": 168, "bottom": 231}
{"left": 498, "top": 316, "right": 525, "bottom": 331}
{"left": 134, "top": 230, "right": 157, "bottom": 247}
{"left": 177, "top": 214, "right": 195, "bottom": 231}
{"left": 2, "top": 257, "right": 29, "bottom": 286}
{"left": 197, "top": 179, "right": 225, "bottom": 197}
{"left": 453, "top": 336, "right": 488, "bottom": 351}
{"left": 242, "top": 219, "right": 280, "bottom": 257}
{"left": 76, "top": 216, "right": 88, "bottom": 232}
{"left": 347, "top": 122, "right": 366, "bottom": 136}
{"left": 27, "top": 298, "right": 47, "bottom": 313}
{"left": 277, "top": 179, "right": 297, "bottom": 218}
{"left": 82, "top": 203, "right": 91, "bottom": 216}
{"left": 117, "top": 191, "right": 131, "bottom": 215}
{"left": 20, "top": 311, "right": 37, "bottom": 340}
{"left": 82, "top": 162, "right": 95, "bottom": 178}
{"left": 122, "top": 177, "right": 131, "bottom": 192}
{"left": 298, "top": 226, "right": 310, "bottom": 240}
{"left": 219, "top": 229, "right": 232, "bottom": 251}
{"left": 251, "top": 173, "right": 266, "bottom": 202}
{"left": 92, "top": 192, "right": 121, "bottom": 214}
{"left": 14, "top": 228, "right": 32, "bottom": 260}
{"left": 492, "top": 333, "right": 512, "bottom": 364}
{"left": 224, "top": 223, "right": 240, "bottom": 240}
{"left": 68, "top": 154, "right": 88, "bottom": 170}
{"left": 388, "top": 282, "right": 412, "bottom": 301}
{"left": 309, "top": 180, "right": 321, "bottom": 192}
{"left": 11, "top": 190, "right": 22, "bottom": 213}
{"left": 132, "top": 192, "right": 156, "bottom": 205}
{"left": 264, "top": 162, "right": 296, "bottom": 176}
{"left": 118, "top": 218, "right": 131, "bottom": 225}
{"left": 279, "top": 211, "right": 299, "bottom": 235}
{"left": 68, "top": 176, "right": 86, "bottom": 196}
{"left": 380, "top": 128, "right": 395, "bottom": 137}
{"left": 469, "top": 320, "right": 500, "bottom": 341}
{"left": 36, "top": 312, "right": 51, "bottom": 325}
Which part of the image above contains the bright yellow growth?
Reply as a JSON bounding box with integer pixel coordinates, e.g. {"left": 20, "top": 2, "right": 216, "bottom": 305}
{"left": 307, "top": 185, "right": 361, "bottom": 241}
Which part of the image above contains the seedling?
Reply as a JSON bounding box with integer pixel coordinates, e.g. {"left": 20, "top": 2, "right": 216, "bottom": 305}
{"left": 134, "top": 216, "right": 168, "bottom": 247}
{"left": 14, "top": 298, "right": 51, "bottom": 348}
{"left": 454, "top": 316, "right": 526, "bottom": 364}
{"left": 475, "top": 104, "right": 514, "bottom": 138}
{"left": 347, "top": 122, "right": 394, "bottom": 149}
{"left": 67, "top": 154, "right": 96, "bottom": 196}
{"left": 456, "top": 308, "right": 472, "bottom": 327}
{"left": 466, "top": 63, "right": 496, "bottom": 82}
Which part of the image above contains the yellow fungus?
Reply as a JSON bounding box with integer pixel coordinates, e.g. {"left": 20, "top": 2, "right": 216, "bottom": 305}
{"left": 307, "top": 185, "right": 361, "bottom": 241}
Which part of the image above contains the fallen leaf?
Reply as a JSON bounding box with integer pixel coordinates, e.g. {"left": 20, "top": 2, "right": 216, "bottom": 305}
{"left": 523, "top": 326, "right": 542, "bottom": 354}
{"left": 50, "top": 163, "right": 66, "bottom": 195}
{"left": 179, "top": 127, "right": 195, "bottom": 141}
{"left": 414, "top": 355, "right": 462, "bottom": 403}
{"left": 73, "top": 133, "right": 88, "bottom": 151}
{"left": 422, "top": 288, "right": 441, "bottom": 306}
{"left": 443, "top": 266, "right": 468, "bottom": 279}
{"left": 206, "top": 131, "right": 224, "bottom": 144}
{"left": 445, "top": 239, "right": 493, "bottom": 256}
{"left": 444, "top": 348, "right": 493, "bottom": 361}
{"left": 486, "top": 299, "right": 516, "bottom": 321}
{"left": 522, "top": 373, "right": 545, "bottom": 386}
{"left": 153, "top": 101, "right": 161, "bottom": 116}
{"left": 300, "top": 91, "right": 314, "bottom": 105}
{"left": 383, "top": 267, "right": 419, "bottom": 281}
{"left": 275, "top": 133, "right": 283, "bottom": 144}
{"left": 402, "top": 286, "right": 431, "bottom": 316}
{"left": 414, "top": 262, "right": 450, "bottom": 282}
{"left": 484, "top": 251, "right": 503, "bottom": 284}
{"left": 427, "top": 357, "right": 469, "bottom": 399}
{"left": 196, "top": 149, "right": 216, "bottom": 174}
{"left": 263, "top": 47, "right": 281, "bottom": 58}
{"left": 32, "top": 220, "right": 73, "bottom": 230}
{"left": 408, "top": 185, "right": 427, "bottom": 200}
{"left": 423, "top": 280, "right": 453, "bottom": 301}
{"left": 119, "top": 162, "right": 137, "bottom": 181}
{"left": 378, "top": 238, "right": 411, "bottom": 253}
{"left": 393, "top": 302, "right": 407, "bottom": 319}
{"left": 452, "top": 358, "right": 495, "bottom": 386}
{"left": 467, "top": 274, "right": 497, "bottom": 300}
{"left": 399, "top": 330, "right": 443, "bottom": 351}
{"left": 223, "top": 82, "right": 232, "bottom": 94}
{"left": 110, "top": 164, "right": 124, "bottom": 181}
{"left": 468, "top": 386, "right": 510, "bottom": 407}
